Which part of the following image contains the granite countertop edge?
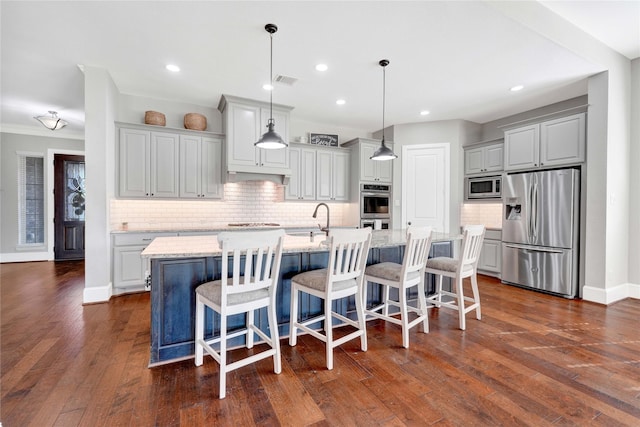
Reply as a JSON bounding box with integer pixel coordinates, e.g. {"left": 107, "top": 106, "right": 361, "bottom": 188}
{"left": 141, "top": 230, "right": 461, "bottom": 259}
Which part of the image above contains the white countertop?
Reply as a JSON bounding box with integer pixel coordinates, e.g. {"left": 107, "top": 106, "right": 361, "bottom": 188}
{"left": 141, "top": 229, "right": 460, "bottom": 259}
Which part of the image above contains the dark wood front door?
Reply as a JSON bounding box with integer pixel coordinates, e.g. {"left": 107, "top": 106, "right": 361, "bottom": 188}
{"left": 54, "top": 154, "right": 85, "bottom": 260}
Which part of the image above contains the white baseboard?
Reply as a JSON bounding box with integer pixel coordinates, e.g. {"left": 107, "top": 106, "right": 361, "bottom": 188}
{"left": 582, "top": 282, "right": 638, "bottom": 304}
{"left": 83, "top": 282, "right": 113, "bottom": 304}
{"left": 629, "top": 282, "right": 640, "bottom": 299}
{"left": 0, "top": 251, "right": 51, "bottom": 263}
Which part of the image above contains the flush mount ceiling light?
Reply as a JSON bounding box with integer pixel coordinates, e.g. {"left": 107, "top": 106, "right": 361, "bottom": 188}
{"left": 166, "top": 64, "right": 180, "bottom": 72}
{"left": 34, "top": 110, "right": 67, "bottom": 130}
{"left": 315, "top": 63, "right": 328, "bottom": 72}
{"left": 255, "top": 23, "right": 287, "bottom": 150}
{"left": 510, "top": 84, "right": 524, "bottom": 92}
{"left": 370, "top": 59, "right": 397, "bottom": 161}
{"left": 420, "top": 110, "right": 430, "bottom": 116}
{"left": 336, "top": 99, "right": 346, "bottom": 105}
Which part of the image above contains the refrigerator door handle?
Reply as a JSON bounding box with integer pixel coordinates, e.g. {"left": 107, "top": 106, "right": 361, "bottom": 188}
{"left": 532, "top": 182, "right": 538, "bottom": 240}
{"left": 504, "top": 243, "right": 564, "bottom": 254}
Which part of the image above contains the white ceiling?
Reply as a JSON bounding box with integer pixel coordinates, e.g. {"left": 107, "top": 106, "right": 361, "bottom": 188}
{"left": 1, "top": 1, "right": 638, "bottom": 137}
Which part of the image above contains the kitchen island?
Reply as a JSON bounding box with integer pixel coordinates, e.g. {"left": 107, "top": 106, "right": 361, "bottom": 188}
{"left": 142, "top": 230, "right": 457, "bottom": 365}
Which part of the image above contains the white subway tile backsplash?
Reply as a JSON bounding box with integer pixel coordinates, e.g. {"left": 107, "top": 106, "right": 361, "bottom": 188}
{"left": 460, "top": 203, "right": 502, "bottom": 229}
{"left": 111, "top": 181, "right": 346, "bottom": 231}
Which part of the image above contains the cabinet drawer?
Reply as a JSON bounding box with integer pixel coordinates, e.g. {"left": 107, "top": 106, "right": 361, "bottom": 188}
{"left": 485, "top": 229, "right": 502, "bottom": 240}
{"left": 113, "top": 232, "right": 178, "bottom": 246}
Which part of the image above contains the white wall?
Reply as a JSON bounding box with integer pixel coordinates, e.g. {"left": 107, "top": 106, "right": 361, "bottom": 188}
{"left": 83, "top": 66, "right": 119, "bottom": 304}
{"left": 0, "top": 133, "right": 84, "bottom": 261}
{"left": 119, "top": 94, "right": 221, "bottom": 133}
{"left": 629, "top": 58, "right": 640, "bottom": 290}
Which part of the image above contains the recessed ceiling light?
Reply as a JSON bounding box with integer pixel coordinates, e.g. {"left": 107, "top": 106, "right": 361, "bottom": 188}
{"left": 420, "top": 110, "right": 430, "bottom": 116}
{"left": 166, "top": 64, "right": 180, "bottom": 72}
{"left": 316, "top": 63, "right": 328, "bottom": 72}
{"left": 336, "top": 99, "right": 346, "bottom": 105}
{"left": 263, "top": 84, "right": 273, "bottom": 91}
{"left": 510, "top": 85, "right": 524, "bottom": 92}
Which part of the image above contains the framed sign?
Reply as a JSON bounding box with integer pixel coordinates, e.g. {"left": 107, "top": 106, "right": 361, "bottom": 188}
{"left": 309, "top": 133, "right": 339, "bottom": 147}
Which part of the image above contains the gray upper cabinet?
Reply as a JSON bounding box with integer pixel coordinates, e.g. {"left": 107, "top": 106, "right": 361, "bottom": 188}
{"left": 343, "top": 137, "right": 393, "bottom": 183}
{"left": 286, "top": 146, "right": 316, "bottom": 200}
{"left": 218, "top": 94, "right": 292, "bottom": 180}
{"left": 117, "top": 123, "right": 223, "bottom": 199}
{"left": 118, "top": 127, "right": 179, "bottom": 198}
{"left": 179, "top": 135, "right": 223, "bottom": 199}
{"left": 464, "top": 142, "right": 503, "bottom": 175}
{"left": 504, "top": 113, "right": 585, "bottom": 171}
{"left": 316, "top": 150, "right": 349, "bottom": 201}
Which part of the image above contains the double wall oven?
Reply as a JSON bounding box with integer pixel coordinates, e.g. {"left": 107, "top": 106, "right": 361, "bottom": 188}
{"left": 360, "top": 184, "right": 391, "bottom": 229}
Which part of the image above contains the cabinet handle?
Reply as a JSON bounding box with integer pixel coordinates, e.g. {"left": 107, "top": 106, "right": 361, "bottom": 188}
{"left": 146, "top": 193, "right": 149, "bottom": 196}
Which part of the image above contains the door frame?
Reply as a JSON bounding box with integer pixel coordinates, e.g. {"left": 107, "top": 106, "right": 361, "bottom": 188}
{"left": 47, "top": 148, "right": 85, "bottom": 260}
{"left": 401, "top": 143, "right": 450, "bottom": 231}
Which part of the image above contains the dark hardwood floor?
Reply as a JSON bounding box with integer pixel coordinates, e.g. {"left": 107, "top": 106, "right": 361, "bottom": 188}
{"left": 2, "top": 260, "right": 639, "bottom": 426}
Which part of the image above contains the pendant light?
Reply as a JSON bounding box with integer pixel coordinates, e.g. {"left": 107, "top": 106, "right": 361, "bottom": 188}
{"left": 370, "top": 59, "right": 397, "bottom": 161}
{"left": 34, "top": 110, "right": 67, "bottom": 131}
{"left": 255, "top": 23, "right": 287, "bottom": 149}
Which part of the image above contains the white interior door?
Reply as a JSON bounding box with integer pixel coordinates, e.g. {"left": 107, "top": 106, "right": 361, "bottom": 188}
{"left": 402, "top": 144, "right": 449, "bottom": 231}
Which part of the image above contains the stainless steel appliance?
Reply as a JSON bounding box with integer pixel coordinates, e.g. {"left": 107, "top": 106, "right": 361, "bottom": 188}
{"left": 501, "top": 168, "right": 580, "bottom": 298}
{"left": 466, "top": 175, "right": 501, "bottom": 200}
{"left": 360, "top": 184, "right": 391, "bottom": 219}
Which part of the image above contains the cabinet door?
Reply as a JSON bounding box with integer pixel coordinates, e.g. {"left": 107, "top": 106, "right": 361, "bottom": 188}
{"left": 504, "top": 124, "right": 539, "bottom": 171}
{"left": 483, "top": 144, "right": 504, "bottom": 173}
{"left": 464, "top": 147, "right": 485, "bottom": 175}
{"left": 227, "top": 103, "right": 260, "bottom": 167}
{"left": 540, "top": 113, "right": 585, "bottom": 167}
{"left": 316, "top": 151, "right": 333, "bottom": 200}
{"left": 259, "top": 108, "right": 289, "bottom": 168}
{"left": 150, "top": 132, "right": 179, "bottom": 198}
{"left": 376, "top": 152, "right": 393, "bottom": 183}
{"left": 300, "top": 148, "right": 317, "bottom": 200}
{"left": 360, "top": 143, "right": 378, "bottom": 181}
{"left": 113, "top": 245, "right": 146, "bottom": 288}
{"left": 332, "top": 151, "right": 349, "bottom": 201}
{"left": 119, "top": 128, "right": 150, "bottom": 197}
{"left": 201, "top": 137, "right": 223, "bottom": 199}
{"left": 179, "top": 135, "right": 201, "bottom": 198}
{"left": 285, "top": 148, "right": 301, "bottom": 200}
{"left": 478, "top": 239, "right": 501, "bottom": 273}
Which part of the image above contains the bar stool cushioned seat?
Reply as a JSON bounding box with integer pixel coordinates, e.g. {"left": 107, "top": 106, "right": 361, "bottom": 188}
{"left": 363, "top": 226, "right": 433, "bottom": 348}
{"left": 194, "top": 229, "right": 285, "bottom": 399}
{"left": 425, "top": 224, "right": 485, "bottom": 331}
{"left": 289, "top": 228, "right": 372, "bottom": 370}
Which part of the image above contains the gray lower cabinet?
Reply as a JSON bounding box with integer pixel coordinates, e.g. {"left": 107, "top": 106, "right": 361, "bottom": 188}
{"left": 112, "top": 232, "right": 178, "bottom": 293}
{"left": 477, "top": 229, "right": 502, "bottom": 277}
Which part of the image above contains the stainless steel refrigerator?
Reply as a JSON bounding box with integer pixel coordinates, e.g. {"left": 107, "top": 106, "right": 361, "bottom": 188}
{"left": 501, "top": 168, "right": 580, "bottom": 298}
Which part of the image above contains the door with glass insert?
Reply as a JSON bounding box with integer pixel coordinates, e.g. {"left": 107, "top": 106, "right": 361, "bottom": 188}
{"left": 54, "top": 154, "right": 85, "bottom": 260}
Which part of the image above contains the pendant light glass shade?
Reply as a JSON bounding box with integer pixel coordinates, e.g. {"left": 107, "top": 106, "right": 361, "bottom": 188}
{"left": 255, "top": 23, "right": 287, "bottom": 149}
{"left": 370, "top": 59, "right": 397, "bottom": 161}
{"left": 34, "top": 110, "right": 67, "bottom": 131}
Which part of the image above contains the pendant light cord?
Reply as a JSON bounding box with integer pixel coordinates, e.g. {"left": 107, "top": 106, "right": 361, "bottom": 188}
{"left": 269, "top": 31, "right": 273, "bottom": 124}
{"left": 382, "top": 64, "right": 386, "bottom": 143}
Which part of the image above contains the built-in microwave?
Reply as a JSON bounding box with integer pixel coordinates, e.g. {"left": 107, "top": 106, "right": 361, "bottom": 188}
{"left": 466, "top": 175, "right": 501, "bottom": 200}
